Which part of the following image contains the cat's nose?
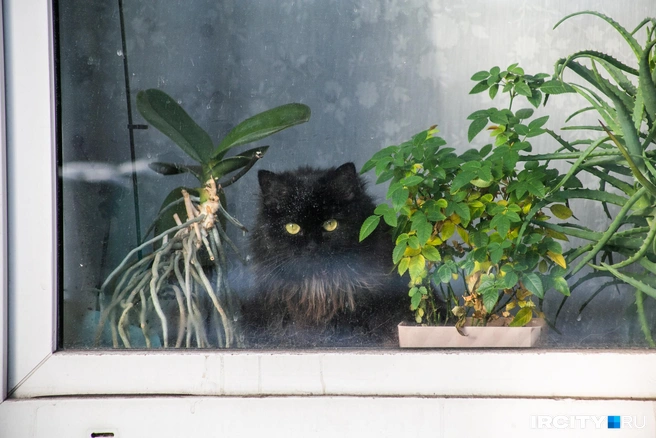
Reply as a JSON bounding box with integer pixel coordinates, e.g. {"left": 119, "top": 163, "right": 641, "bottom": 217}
{"left": 305, "top": 240, "right": 319, "bottom": 251}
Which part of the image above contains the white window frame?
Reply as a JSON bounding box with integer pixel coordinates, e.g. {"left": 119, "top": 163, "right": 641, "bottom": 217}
{"left": 3, "top": 0, "right": 656, "bottom": 406}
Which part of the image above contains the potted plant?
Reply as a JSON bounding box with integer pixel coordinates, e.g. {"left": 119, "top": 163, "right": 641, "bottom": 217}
{"left": 95, "top": 89, "right": 311, "bottom": 348}
{"left": 359, "top": 64, "right": 576, "bottom": 347}
{"left": 361, "top": 11, "right": 656, "bottom": 348}
{"left": 534, "top": 11, "right": 656, "bottom": 345}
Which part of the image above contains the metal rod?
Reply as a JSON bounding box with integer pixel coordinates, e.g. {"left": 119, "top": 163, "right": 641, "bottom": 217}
{"left": 117, "top": 0, "right": 143, "bottom": 252}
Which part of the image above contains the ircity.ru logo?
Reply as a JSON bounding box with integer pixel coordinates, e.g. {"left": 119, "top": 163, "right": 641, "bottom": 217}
{"left": 530, "top": 415, "right": 646, "bottom": 429}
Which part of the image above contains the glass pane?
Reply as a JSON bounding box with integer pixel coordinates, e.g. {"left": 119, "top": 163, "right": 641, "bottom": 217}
{"left": 58, "top": 1, "right": 656, "bottom": 349}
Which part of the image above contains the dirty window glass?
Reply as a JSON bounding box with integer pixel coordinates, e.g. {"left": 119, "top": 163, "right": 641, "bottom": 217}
{"left": 59, "top": 1, "right": 656, "bottom": 349}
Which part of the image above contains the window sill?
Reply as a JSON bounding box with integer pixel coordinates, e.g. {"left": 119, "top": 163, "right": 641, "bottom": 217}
{"left": 9, "top": 349, "right": 656, "bottom": 399}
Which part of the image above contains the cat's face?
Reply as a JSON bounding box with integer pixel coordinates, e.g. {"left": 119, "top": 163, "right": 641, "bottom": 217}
{"left": 254, "top": 162, "right": 373, "bottom": 261}
{"left": 249, "top": 162, "right": 394, "bottom": 327}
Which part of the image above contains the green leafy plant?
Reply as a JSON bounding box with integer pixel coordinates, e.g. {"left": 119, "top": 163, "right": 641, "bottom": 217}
{"left": 360, "top": 11, "right": 656, "bottom": 347}
{"left": 359, "top": 65, "right": 573, "bottom": 330}
{"left": 96, "top": 89, "right": 311, "bottom": 348}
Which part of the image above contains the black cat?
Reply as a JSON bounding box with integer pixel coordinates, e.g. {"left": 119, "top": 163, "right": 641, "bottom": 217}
{"left": 246, "top": 162, "right": 404, "bottom": 347}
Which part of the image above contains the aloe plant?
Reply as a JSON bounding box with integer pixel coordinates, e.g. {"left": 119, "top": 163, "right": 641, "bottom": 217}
{"left": 518, "top": 12, "right": 656, "bottom": 345}
{"left": 95, "top": 89, "right": 311, "bottom": 349}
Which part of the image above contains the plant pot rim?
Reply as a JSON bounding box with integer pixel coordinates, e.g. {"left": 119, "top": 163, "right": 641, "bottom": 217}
{"left": 398, "top": 317, "right": 545, "bottom": 348}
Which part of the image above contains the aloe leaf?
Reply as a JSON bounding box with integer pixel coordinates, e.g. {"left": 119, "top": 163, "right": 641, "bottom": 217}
{"left": 565, "top": 106, "right": 596, "bottom": 123}
{"left": 545, "top": 129, "right": 578, "bottom": 152}
{"left": 207, "top": 146, "right": 269, "bottom": 180}
{"left": 597, "top": 59, "right": 638, "bottom": 96}
{"left": 579, "top": 157, "right": 633, "bottom": 174}
{"left": 601, "top": 123, "right": 656, "bottom": 193}
{"left": 213, "top": 103, "right": 311, "bottom": 159}
{"left": 571, "top": 187, "right": 648, "bottom": 274}
{"left": 630, "top": 18, "right": 656, "bottom": 36}
{"left": 548, "top": 188, "right": 628, "bottom": 206}
{"left": 645, "top": 154, "right": 656, "bottom": 183}
{"left": 543, "top": 223, "right": 648, "bottom": 253}
{"left": 642, "top": 121, "right": 656, "bottom": 149}
{"left": 561, "top": 125, "right": 606, "bottom": 132}
{"left": 635, "top": 288, "right": 656, "bottom": 347}
{"left": 563, "top": 50, "right": 638, "bottom": 77}
{"left": 519, "top": 148, "right": 620, "bottom": 162}
{"left": 564, "top": 242, "right": 596, "bottom": 264}
{"left": 534, "top": 221, "right": 602, "bottom": 242}
{"left": 590, "top": 60, "right": 638, "bottom": 117}
{"left": 639, "top": 40, "right": 656, "bottom": 121}
{"left": 594, "top": 75, "right": 644, "bottom": 165}
{"left": 515, "top": 189, "right": 627, "bottom": 254}
{"left": 553, "top": 11, "right": 643, "bottom": 59}
{"left": 136, "top": 89, "right": 214, "bottom": 164}
{"left": 601, "top": 263, "right": 656, "bottom": 299}
{"left": 569, "top": 84, "right": 621, "bottom": 134}
{"left": 559, "top": 59, "right": 635, "bottom": 114}
{"left": 547, "top": 137, "right": 607, "bottom": 195}
{"left": 639, "top": 257, "right": 656, "bottom": 275}
{"left": 584, "top": 167, "right": 635, "bottom": 195}
{"left": 599, "top": 220, "right": 656, "bottom": 270}
{"left": 633, "top": 87, "right": 646, "bottom": 132}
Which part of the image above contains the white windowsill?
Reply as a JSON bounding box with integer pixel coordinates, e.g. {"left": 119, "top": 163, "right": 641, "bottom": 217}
{"left": 9, "top": 349, "right": 656, "bottom": 399}
{"left": 2, "top": 396, "right": 655, "bottom": 438}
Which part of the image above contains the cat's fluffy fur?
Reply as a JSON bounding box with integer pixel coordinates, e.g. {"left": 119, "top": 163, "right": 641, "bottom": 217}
{"left": 246, "top": 162, "right": 402, "bottom": 346}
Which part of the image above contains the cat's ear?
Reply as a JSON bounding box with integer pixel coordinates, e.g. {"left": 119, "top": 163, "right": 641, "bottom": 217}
{"left": 258, "top": 170, "right": 275, "bottom": 191}
{"left": 331, "top": 162, "right": 361, "bottom": 202}
{"left": 258, "top": 170, "right": 287, "bottom": 204}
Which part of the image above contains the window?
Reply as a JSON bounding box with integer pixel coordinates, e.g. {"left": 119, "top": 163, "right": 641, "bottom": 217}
{"left": 56, "top": 1, "right": 656, "bottom": 351}
{"left": 2, "top": 2, "right": 655, "bottom": 435}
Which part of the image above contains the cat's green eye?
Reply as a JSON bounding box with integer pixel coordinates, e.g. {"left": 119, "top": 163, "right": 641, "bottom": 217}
{"left": 323, "top": 219, "right": 338, "bottom": 232}
{"left": 285, "top": 223, "right": 301, "bottom": 235}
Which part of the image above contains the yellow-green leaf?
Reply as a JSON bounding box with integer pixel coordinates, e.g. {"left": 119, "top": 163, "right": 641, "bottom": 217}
{"left": 427, "top": 236, "right": 443, "bottom": 246}
{"left": 550, "top": 204, "right": 573, "bottom": 220}
{"left": 422, "top": 245, "right": 441, "bottom": 262}
{"left": 441, "top": 221, "right": 456, "bottom": 240}
{"left": 456, "top": 226, "right": 469, "bottom": 244}
{"left": 408, "top": 255, "right": 426, "bottom": 281}
{"left": 547, "top": 251, "right": 567, "bottom": 269}
{"left": 398, "top": 257, "right": 410, "bottom": 276}
{"left": 509, "top": 307, "right": 533, "bottom": 327}
{"left": 545, "top": 229, "right": 570, "bottom": 241}
{"left": 404, "top": 247, "right": 422, "bottom": 257}
{"left": 469, "top": 200, "right": 485, "bottom": 209}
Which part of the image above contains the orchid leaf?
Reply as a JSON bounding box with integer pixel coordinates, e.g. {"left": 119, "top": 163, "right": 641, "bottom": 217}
{"left": 137, "top": 89, "right": 214, "bottom": 164}
{"left": 214, "top": 103, "right": 310, "bottom": 159}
